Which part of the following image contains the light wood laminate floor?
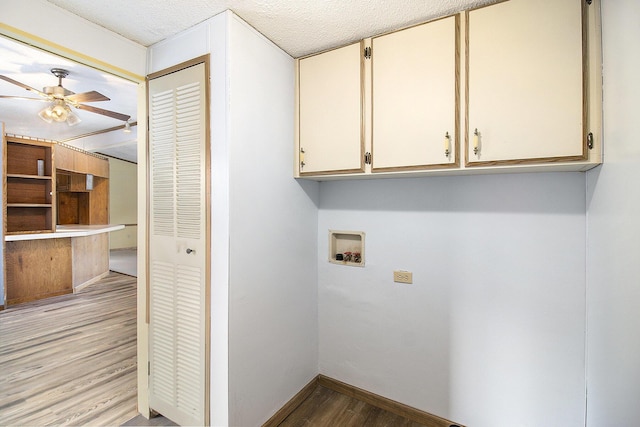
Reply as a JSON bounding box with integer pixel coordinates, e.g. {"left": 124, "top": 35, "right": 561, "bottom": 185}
{"left": 0, "top": 272, "right": 137, "bottom": 426}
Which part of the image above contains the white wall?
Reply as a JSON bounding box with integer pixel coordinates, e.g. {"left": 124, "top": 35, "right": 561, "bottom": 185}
{"left": 148, "top": 15, "right": 230, "bottom": 425}
{"left": 585, "top": 1, "right": 640, "bottom": 425}
{"left": 318, "top": 173, "right": 587, "bottom": 427}
{"left": 0, "top": 0, "right": 146, "bottom": 77}
{"left": 148, "top": 12, "right": 320, "bottom": 426}
{"left": 109, "top": 157, "right": 138, "bottom": 249}
{"left": 226, "top": 15, "right": 319, "bottom": 427}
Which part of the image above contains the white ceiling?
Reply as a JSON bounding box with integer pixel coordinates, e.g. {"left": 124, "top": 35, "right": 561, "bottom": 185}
{"left": 1, "top": 0, "right": 495, "bottom": 164}
{"left": 0, "top": 36, "right": 139, "bottom": 161}
{"left": 46, "top": 0, "right": 494, "bottom": 57}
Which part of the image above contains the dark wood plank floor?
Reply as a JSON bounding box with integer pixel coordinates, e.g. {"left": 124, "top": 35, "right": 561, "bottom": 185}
{"left": 278, "top": 385, "right": 430, "bottom": 427}
{"left": 0, "top": 272, "right": 138, "bottom": 426}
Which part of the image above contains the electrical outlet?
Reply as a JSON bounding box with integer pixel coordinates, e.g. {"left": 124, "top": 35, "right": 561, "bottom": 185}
{"left": 393, "top": 270, "right": 413, "bottom": 284}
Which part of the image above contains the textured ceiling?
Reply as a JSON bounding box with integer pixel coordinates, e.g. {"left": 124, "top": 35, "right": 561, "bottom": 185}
{"left": 46, "top": 0, "right": 495, "bottom": 58}
{"left": 3, "top": 0, "right": 498, "bottom": 163}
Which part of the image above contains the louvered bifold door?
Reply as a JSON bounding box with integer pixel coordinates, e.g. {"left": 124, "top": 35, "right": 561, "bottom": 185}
{"left": 148, "top": 61, "right": 208, "bottom": 427}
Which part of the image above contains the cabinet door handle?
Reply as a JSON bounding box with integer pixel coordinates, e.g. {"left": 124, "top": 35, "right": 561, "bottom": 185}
{"left": 444, "top": 132, "right": 451, "bottom": 157}
{"left": 186, "top": 248, "right": 195, "bottom": 254}
{"left": 473, "top": 128, "right": 480, "bottom": 156}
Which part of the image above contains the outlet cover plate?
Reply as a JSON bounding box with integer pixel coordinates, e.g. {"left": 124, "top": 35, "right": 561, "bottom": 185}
{"left": 393, "top": 271, "right": 412, "bottom": 284}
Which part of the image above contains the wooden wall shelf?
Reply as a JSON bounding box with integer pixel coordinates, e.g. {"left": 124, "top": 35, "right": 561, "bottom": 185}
{"left": 7, "top": 174, "right": 52, "bottom": 180}
{"left": 4, "top": 137, "right": 56, "bottom": 234}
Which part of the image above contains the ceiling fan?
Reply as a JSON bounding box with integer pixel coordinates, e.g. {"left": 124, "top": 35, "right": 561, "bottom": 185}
{"left": 0, "top": 68, "right": 131, "bottom": 126}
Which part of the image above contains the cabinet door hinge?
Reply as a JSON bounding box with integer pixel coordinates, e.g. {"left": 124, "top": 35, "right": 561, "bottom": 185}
{"left": 364, "top": 152, "right": 372, "bottom": 165}
{"left": 364, "top": 47, "right": 372, "bottom": 59}
{"left": 587, "top": 132, "right": 594, "bottom": 150}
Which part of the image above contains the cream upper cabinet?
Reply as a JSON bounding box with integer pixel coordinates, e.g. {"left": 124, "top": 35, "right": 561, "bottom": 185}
{"left": 372, "top": 16, "right": 458, "bottom": 172}
{"left": 294, "top": 0, "right": 601, "bottom": 179}
{"left": 297, "top": 42, "right": 364, "bottom": 175}
{"left": 466, "top": 0, "right": 588, "bottom": 166}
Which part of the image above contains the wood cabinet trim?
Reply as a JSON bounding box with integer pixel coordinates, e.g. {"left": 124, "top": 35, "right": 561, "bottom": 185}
{"left": 466, "top": 154, "right": 588, "bottom": 168}
{"left": 299, "top": 167, "right": 365, "bottom": 177}
{"left": 581, "top": 0, "right": 590, "bottom": 158}
{"left": 372, "top": 163, "right": 459, "bottom": 173}
{"left": 454, "top": 13, "right": 461, "bottom": 168}
{"left": 359, "top": 39, "right": 366, "bottom": 173}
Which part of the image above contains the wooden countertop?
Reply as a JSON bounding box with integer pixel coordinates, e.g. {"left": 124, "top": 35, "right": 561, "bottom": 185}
{"left": 4, "top": 224, "right": 125, "bottom": 242}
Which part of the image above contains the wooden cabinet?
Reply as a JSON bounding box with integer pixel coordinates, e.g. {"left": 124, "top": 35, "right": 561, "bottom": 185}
{"left": 295, "top": 0, "right": 601, "bottom": 179}
{"left": 5, "top": 238, "right": 72, "bottom": 305}
{"left": 55, "top": 143, "right": 109, "bottom": 177}
{"left": 5, "top": 231, "right": 111, "bottom": 305}
{"left": 87, "top": 154, "right": 109, "bottom": 177}
{"left": 3, "top": 136, "right": 55, "bottom": 234}
{"left": 55, "top": 143, "right": 74, "bottom": 171}
{"left": 296, "top": 19, "right": 460, "bottom": 177}
{"left": 466, "top": 0, "right": 590, "bottom": 166}
{"left": 57, "top": 172, "right": 88, "bottom": 192}
{"left": 371, "top": 15, "right": 458, "bottom": 172}
{"left": 57, "top": 174, "right": 109, "bottom": 225}
{"left": 298, "top": 42, "right": 364, "bottom": 175}
{"left": 54, "top": 143, "right": 109, "bottom": 226}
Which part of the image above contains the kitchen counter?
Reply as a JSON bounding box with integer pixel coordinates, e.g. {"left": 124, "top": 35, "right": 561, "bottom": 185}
{"left": 4, "top": 224, "right": 125, "bottom": 305}
{"left": 4, "top": 224, "right": 124, "bottom": 241}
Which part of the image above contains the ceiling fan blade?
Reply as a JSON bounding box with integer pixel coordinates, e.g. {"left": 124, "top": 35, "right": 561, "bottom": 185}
{"left": 0, "top": 75, "right": 49, "bottom": 98}
{"left": 76, "top": 103, "right": 131, "bottom": 121}
{"left": 0, "top": 95, "right": 48, "bottom": 102}
{"left": 66, "top": 90, "right": 110, "bottom": 103}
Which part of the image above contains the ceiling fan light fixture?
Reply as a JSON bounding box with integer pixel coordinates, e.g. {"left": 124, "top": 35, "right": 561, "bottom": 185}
{"left": 50, "top": 101, "right": 68, "bottom": 122}
{"left": 38, "top": 105, "right": 54, "bottom": 123}
{"left": 123, "top": 120, "right": 131, "bottom": 133}
{"left": 66, "top": 110, "right": 81, "bottom": 126}
{"left": 3, "top": 67, "right": 129, "bottom": 127}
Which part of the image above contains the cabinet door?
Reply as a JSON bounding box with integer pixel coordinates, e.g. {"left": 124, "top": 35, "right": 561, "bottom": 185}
{"left": 372, "top": 16, "right": 458, "bottom": 171}
{"left": 148, "top": 60, "right": 208, "bottom": 427}
{"left": 87, "top": 155, "right": 109, "bottom": 178}
{"left": 298, "top": 42, "right": 364, "bottom": 175}
{"left": 55, "top": 144, "right": 75, "bottom": 172}
{"left": 73, "top": 150, "right": 88, "bottom": 174}
{"left": 467, "top": 0, "right": 585, "bottom": 165}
